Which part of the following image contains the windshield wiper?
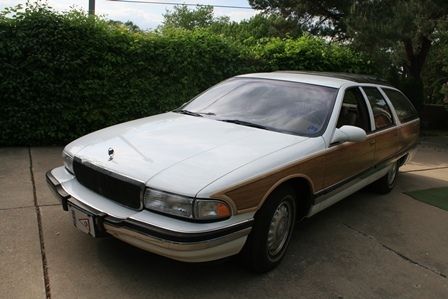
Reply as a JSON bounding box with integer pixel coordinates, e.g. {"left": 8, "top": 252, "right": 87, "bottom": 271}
{"left": 176, "top": 109, "right": 203, "bottom": 117}
{"left": 219, "top": 119, "right": 269, "bottom": 130}
{"left": 175, "top": 110, "right": 216, "bottom": 117}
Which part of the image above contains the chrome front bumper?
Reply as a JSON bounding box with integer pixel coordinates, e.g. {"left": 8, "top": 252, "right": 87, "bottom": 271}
{"left": 46, "top": 166, "right": 253, "bottom": 262}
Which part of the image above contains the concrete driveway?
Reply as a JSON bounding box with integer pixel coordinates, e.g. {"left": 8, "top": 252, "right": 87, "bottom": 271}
{"left": 1, "top": 137, "right": 447, "bottom": 299}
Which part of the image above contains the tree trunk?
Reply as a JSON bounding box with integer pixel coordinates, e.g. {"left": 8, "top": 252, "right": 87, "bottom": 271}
{"left": 402, "top": 37, "right": 432, "bottom": 112}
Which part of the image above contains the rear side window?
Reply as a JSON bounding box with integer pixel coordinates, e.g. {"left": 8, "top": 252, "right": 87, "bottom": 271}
{"left": 382, "top": 88, "right": 418, "bottom": 123}
{"left": 362, "top": 87, "right": 394, "bottom": 131}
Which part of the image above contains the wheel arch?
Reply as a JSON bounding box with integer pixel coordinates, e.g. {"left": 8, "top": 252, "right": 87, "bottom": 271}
{"left": 256, "top": 175, "right": 314, "bottom": 220}
{"left": 398, "top": 153, "right": 409, "bottom": 167}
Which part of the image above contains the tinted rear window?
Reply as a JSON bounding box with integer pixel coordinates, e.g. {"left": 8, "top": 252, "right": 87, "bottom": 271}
{"left": 382, "top": 88, "right": 418, "bottom": 123}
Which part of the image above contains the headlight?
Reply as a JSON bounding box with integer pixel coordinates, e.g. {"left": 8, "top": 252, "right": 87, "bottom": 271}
{"left": 144, "top": 189, "right": 231, "bottom": 221}
{"left": 144, "top": 189, "right": 194, "bottom": 219}
{"left": 62, "top": 151, "right": 74, "bottom": 174}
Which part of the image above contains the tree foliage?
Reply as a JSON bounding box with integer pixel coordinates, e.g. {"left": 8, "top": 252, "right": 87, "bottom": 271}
{"left": 160, "top": 5, "right": 302, "bottom": 42}
{"left": 422, "top": 27, "right": 448, "bottom": 104}
{"left": 249, "top": 0, "right": 351, "bottom": 37}
{"left": 160, "top": 5, "right": 228, "bottom": 31}
{"left": 250, "top": 0, "right": 448, "bottom": 110}
{"left": 107, "top": 20, "right": 141, "bottom": 32}
{"left": 348, "top": 0, "right": 448, "bottom": 109}
{"left": 0, "top": 4, "right": 248, "bottom": 145}
{"left": 209, "top": 13, "right": 302, "bottom": 42}
{"left": 0, "top": 3, "right": 373, "bottom": 145}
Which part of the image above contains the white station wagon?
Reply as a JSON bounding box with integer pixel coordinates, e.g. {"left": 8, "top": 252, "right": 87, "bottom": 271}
{"left": 47, "top": 72, "right": 419, "bottom": 272}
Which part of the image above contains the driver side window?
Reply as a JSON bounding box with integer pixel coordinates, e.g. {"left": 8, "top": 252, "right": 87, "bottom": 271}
{"left": 337, "top": 87, "right": 371, "bottom": 132}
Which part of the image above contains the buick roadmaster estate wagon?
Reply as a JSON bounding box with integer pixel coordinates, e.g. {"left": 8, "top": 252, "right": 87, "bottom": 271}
{"left": 47, "top": 72, "right": 419, "bottom": 272}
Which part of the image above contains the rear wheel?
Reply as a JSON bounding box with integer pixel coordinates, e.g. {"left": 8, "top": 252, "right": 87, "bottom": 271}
{"left": 371, "top": 161, "right": 399, "bottom": 194}
{"left": 240, "top": 185, "right": 296, "bottom": 273}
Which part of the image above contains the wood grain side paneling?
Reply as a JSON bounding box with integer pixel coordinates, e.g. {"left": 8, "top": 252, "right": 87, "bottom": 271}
{"left": 214, "top": 138, "right": 374, "bottom": 212}
{"left": 322, "top": 136, "right": 375, "bottom": 188}
{"left": 213, "top": 121, "right": 419, "bottom": 214}
{"left": 399, "top": 120, "right": 420, "bottom": 151}
{"left": 374, "top": 128, "right": 399, "bottom": 164}
{"left": 213, "top": 153, "right": 327, "bottom": 212}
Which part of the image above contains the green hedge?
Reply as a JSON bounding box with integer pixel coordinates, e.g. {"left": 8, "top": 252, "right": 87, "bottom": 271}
{"left": 0, "top": 5, "right": 374, "bottom": 145}
{"left": 252, "top": 36, "right": 374, "bottom": 74}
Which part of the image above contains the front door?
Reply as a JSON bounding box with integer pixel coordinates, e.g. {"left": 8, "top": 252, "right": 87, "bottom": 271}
{"left": 323, "top": 87, "right": 376, "bottom": 189}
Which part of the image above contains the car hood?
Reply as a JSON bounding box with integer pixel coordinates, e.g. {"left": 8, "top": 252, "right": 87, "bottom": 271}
{"left": 66, "top": 112, "right": 308, "bottom": 197}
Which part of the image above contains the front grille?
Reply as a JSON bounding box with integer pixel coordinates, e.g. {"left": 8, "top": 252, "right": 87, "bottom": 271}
{"left": 73, "top": 158, "right": 144, "bottom": 210}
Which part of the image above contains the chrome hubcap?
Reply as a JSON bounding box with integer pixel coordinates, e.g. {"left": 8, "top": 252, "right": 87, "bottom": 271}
{"left": 388, "top": 163, "right": 398, "bottom": 185}
{"left": 267, "top": 200, "right": 292, "bottom": 257}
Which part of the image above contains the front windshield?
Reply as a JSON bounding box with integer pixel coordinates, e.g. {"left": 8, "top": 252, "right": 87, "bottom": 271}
{"left": 179, "top": 78, "right": 338, "bottom": 136}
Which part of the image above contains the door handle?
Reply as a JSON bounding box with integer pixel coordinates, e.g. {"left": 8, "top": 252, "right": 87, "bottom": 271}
{"left": 369, "top": 140, "right": 376, "bottom": 145}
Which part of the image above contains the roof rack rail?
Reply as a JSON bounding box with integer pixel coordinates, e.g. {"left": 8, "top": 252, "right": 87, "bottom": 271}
{"left": 274, "top": 71, "right": 393, "bottom": 86}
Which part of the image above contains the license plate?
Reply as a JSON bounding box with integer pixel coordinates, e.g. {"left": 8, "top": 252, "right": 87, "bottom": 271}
{"left": 69, "top": 205, "right": 96, "bottom": 237}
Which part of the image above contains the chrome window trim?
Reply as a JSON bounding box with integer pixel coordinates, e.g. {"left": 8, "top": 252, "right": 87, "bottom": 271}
{"left": 360, "top": 86, "right": 396, "bottom": 132}
{"left": 358, "top": 86, "right": 376, "bottom": 131}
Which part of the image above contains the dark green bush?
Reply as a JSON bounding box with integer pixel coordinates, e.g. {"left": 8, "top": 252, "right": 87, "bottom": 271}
{"left": 0, "top": 4, "right": 373, "bottom": 145}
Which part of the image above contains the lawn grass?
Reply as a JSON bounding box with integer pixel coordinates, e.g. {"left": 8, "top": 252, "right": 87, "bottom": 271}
{"left": 405, "top": 187, "right": 448, "bottom": 211}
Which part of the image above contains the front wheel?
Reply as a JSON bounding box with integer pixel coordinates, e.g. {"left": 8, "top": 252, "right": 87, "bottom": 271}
{"left": 371, "top": 161, "right": 399, "bottom": 194}
{"left": 240, "top": 185, "right": 296, "bottom": 273}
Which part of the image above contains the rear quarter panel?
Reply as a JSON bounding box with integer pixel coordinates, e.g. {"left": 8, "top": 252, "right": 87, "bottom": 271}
{"left": 399, "top": 119, "right": 420, "bottom": 153}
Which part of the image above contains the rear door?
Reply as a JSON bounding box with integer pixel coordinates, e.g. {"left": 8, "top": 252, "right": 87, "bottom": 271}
{"left": 361, "top": 86, "right": 400, "bottom": 165}
{"left": 381, "top": 88, "right": 420, "bottom": 153}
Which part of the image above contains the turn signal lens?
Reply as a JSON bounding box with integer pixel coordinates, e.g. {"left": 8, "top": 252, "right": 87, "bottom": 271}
{"left": 195, "top": 199, "right": 231, "bottom": 220}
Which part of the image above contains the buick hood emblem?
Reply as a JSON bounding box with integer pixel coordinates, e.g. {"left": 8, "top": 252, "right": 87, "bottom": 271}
{"left": 108, "top": 148, "right": 114, "bottom": 160}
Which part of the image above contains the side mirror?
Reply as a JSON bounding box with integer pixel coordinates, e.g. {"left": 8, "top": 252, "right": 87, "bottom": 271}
{"left": 331, "top": 125, "right": 367, "bottom": 144}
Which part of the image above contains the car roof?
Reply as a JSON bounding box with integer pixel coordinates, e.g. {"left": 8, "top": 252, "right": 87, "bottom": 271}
{"left": 237, "top": 71, "right": 393, "bottom": 88}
